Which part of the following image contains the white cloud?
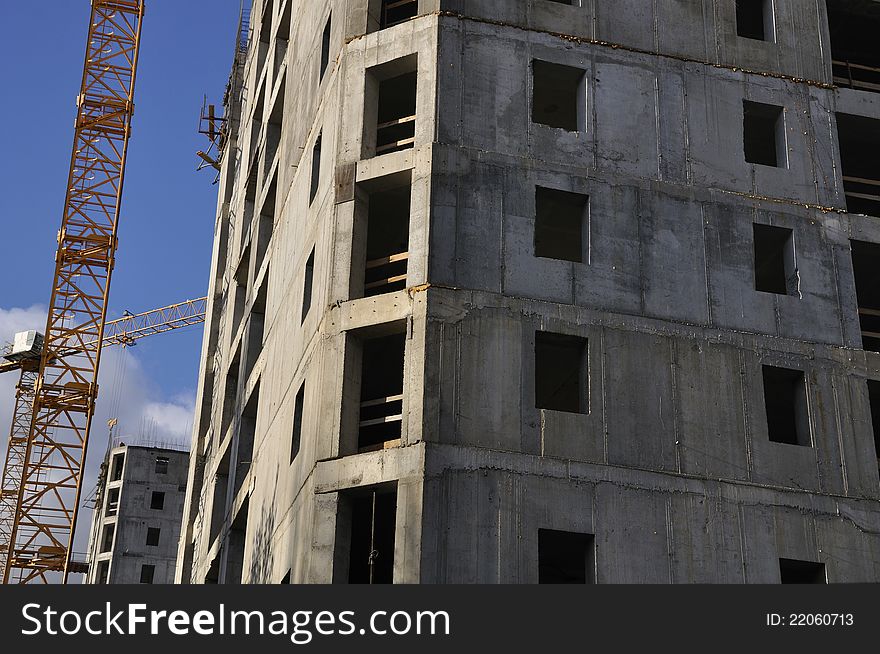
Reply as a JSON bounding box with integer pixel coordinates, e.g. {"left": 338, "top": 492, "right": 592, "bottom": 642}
{"left": 0, "top": 305, "right": 197, "bottom": 557}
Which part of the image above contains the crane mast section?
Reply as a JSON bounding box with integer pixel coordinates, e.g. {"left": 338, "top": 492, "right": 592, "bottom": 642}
{"left": 3, "top": 0, "right": 145, "bottom": 584}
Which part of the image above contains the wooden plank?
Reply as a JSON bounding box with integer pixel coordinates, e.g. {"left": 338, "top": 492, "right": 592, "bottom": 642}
{"left": 365, "top": 252, "right": 409, "bottom": 269}
{"left": 360, "top": 394, "right": 404, "bottom": 409}
{"left": 364, "top": 274, "right": 407, "bottom": 290}
{"left": 359, "top": 415, "right": 403, "bottom": 428}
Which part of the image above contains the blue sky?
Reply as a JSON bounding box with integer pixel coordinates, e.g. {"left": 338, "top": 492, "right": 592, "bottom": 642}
{"left": 0, "top": 0, "right": 242, "bottom": 549}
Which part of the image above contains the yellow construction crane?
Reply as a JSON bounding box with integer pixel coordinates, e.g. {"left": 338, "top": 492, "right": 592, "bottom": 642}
{"left": 0, "top": 0, "right": 146, "bottom": 584}
{"left": 0, "top": 298, "right": 207, "bottom": 582}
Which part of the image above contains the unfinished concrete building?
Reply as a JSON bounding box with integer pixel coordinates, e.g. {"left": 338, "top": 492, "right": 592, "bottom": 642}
{"left": 86, "top": 443, "right": 189, "bottom": 584}
{"left": 177, "top": 0, "right": 880, "bottom": 584}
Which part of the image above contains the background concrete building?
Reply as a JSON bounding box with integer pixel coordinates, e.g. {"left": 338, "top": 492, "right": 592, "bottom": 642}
{"left": 86, "top": 443, "right": 188, "bottom": 584}
{"left": 177, "top": 0, "right": 880, "bottom": 584}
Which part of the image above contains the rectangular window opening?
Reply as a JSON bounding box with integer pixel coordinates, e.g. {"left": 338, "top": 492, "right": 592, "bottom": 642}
{"left": 362, "top": 184, "right": 411, "bottom": 297}
{"left": 244, "top": 277, "right": 268, "bottom": 381}
{"left": 140, "top": 564, "right": 156, "bottom": 585}
{"left": 225, "top": 497, "right": 250, "bottom": 584}
{"left": 291, "top": 381, "right": 305, "bottom": 464}
{"left": 532, "top": 59, "right": 586, "bottom": 132}
{"left": 320, "top": 13, "right": 332, "bottom": 80}
{"left": 836, "top": 113, "right": 880, "bottom": 217}
{"left": 535, "top": 331, "right": 589, "bottom": 414}
{"left": 364, "top": 56, "right": 418, "bottom": 158}
{"left": 358, "top": 332, "right": 405, "bottom": 452}
{"left": 146, "top": 527, "right": 161, "bottom": 547}
{"left": 828, "top": 1, "right": 880, "bottom": 93}
{"left": 753, "top": 223, "right": 797, "bottom": 295}
{"left": 209, "top": 448, "right": 231, "bottom": 545}
{"left": 255, "top": 172, "right": 277, "bottom": 274}
{"left": 105, "top": 487, "right": 120, "bottom": 517}
{"left": 100, "top": 524, "right": 115, "bottom": 553}
{"left": 96, "top": 560, "right": 109, "bottom": 585}
{"left": 762, "top": 365, "right": 811, "bottom": 447}
{"left": 850, "top": 239, "right": 880, "bottom": 352}
{"left": 155, "top": 456, "right": 169, "bottom": 475}
{"left": 310, "top": 133, "right": 322, "bottom": 204}
{"left": 110, "top": 453, "right": 124, "bottom": 482}
{"left": 538, "top": 529, "right": 595, "bottom": 584}
{"left": 232, "top": 245, "right": 251, "bottom": 334}
{"left": 302, "top": 248, "right": 315, "bottom": 323}
{"left": 235, "top": 382, "right": 260, "bottom": 496}
{"left": 335, "top": 486, "right": 398, "bottom": 584}
{"left": 150, "top": 491, "right": 166, "bottom": 511}
{"left": 779, "top": 558, "right": 826, "bottom": 584}
{"left": 743, "top": 100, "right": 786, "bottom": 167}
{"left": 736, "top": 0, "right": 774, "bottom": 41}
{"left": 535, "top": 187, "right": 588, "bottom": 263}
{"left": 220, "top": 345, "right": 242, "bottom": 441}
{"left": 378, "top": 0, "right": 418, "bottom": 30}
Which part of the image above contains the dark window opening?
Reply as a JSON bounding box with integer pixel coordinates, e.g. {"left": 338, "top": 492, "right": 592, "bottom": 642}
{"left": 753, "top": 223, "right": 797, "bottom": 295}
{"left": 105, "top": 487, "right": 120, "bottom": 517}
{"left": 375, "top": 72, "right": 417, "bottom": 156}
{"left": 867, "top": 380, "right": 880, "bottom": 465}
{"left": 255, "top": 171, "right": 277, "bottom": 274}
{"left": 379, "top": 0, "right": 418, "bottom": 29}
{"left": 110, "top": 453, "right": 124, "bottom": 482}
{"left": 140, "top": 564, "right": 156, "bottom": 585}
{"left": 359, "top": 332, "right": 405, "bottom": 452}
{"left": 851, "top": 239, "right": 880, "bottom": 352}
{"left": 736, "top": 0, "right": 773, "bottom": 41}
{"left": 544, "top": 0, "right": 575, "bottom": 4}
{"left": 320, "top": 13, "right": 332, "bottom": 80}
{"left": 535, "top": 187, "right": 588, "bottom": 263}
{"left": 836, "top": 113, "right": 880, "bottom": 217}
{"left": 762, "top": 365, "right": 811, "bottom": 447}
{"left": 538, "top": 529, "right": 595, "bottom": 584}
{"left": 535, "top": 331, "right": 588, "bottom": 414}
{"left": 146, "top": 527, "right": 161, "bottom": 547}
{"left": 302, "top": 248, "right": 315, "bottom": 322}
{"left": 232, "top": 245, "right": 250, "bottom": 333}
{"left": 220, "top": 346, "right": 242, "bottom": 441}
{"left": 828, "top": 1, "right": 880, "bottom": 93}
{"left": 225, "top": 498, "right": 249, "bottom": 584}
{"left": 258, "top": 2, "right": 271, "bottom": 45}
{"left": 336, "top": 486, "right": 397, "bottom": 584}
{"left": 209, "top": 448, "right": 230, "bottom": 546}
{"left": 743, "top": 100, "right": 786, "bottom": 167}
{"left": 100, "top": 524, "right": 115, "bottom": 553}
{"left": 235, "top": 383, "right": 260, "bottom": 496}
{"left": 363, "top": 185, "right": 410, "bottom": 297}
{"left": 779, "top": 558, "right": 826, "bottom": 584}
{"left": 96, "top": 560, "right": 109, "bottom": 585}
{"left": 150, "top": 491, "right": 166, "bottom": 511}
{"left": 266, "top": 81, "right": 285, "bottom": 170}
{"left": 278, "top": 0, "right": 292, "bottom": 41}
{"left": 310, "top": 133, "right": 322, "bottom": 204}
{"left": 204, "top": 556, "right": 220, "bottom": 585}
{"left": 244, "top": 277, "right": 268, "bottom": 381}
{"left": 155, "top": 456, "right": 169, "bottom": 475}
{"left": 291, "top": 381, "right": 305, "bottom": 464}
{"left": 532, "top": 60, "right": 586, "bottom": 132}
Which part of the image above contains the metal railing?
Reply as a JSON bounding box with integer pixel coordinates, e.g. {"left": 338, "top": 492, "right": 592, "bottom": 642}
{"left": 833, "top": 59, "right": 880, "bottom": 93}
